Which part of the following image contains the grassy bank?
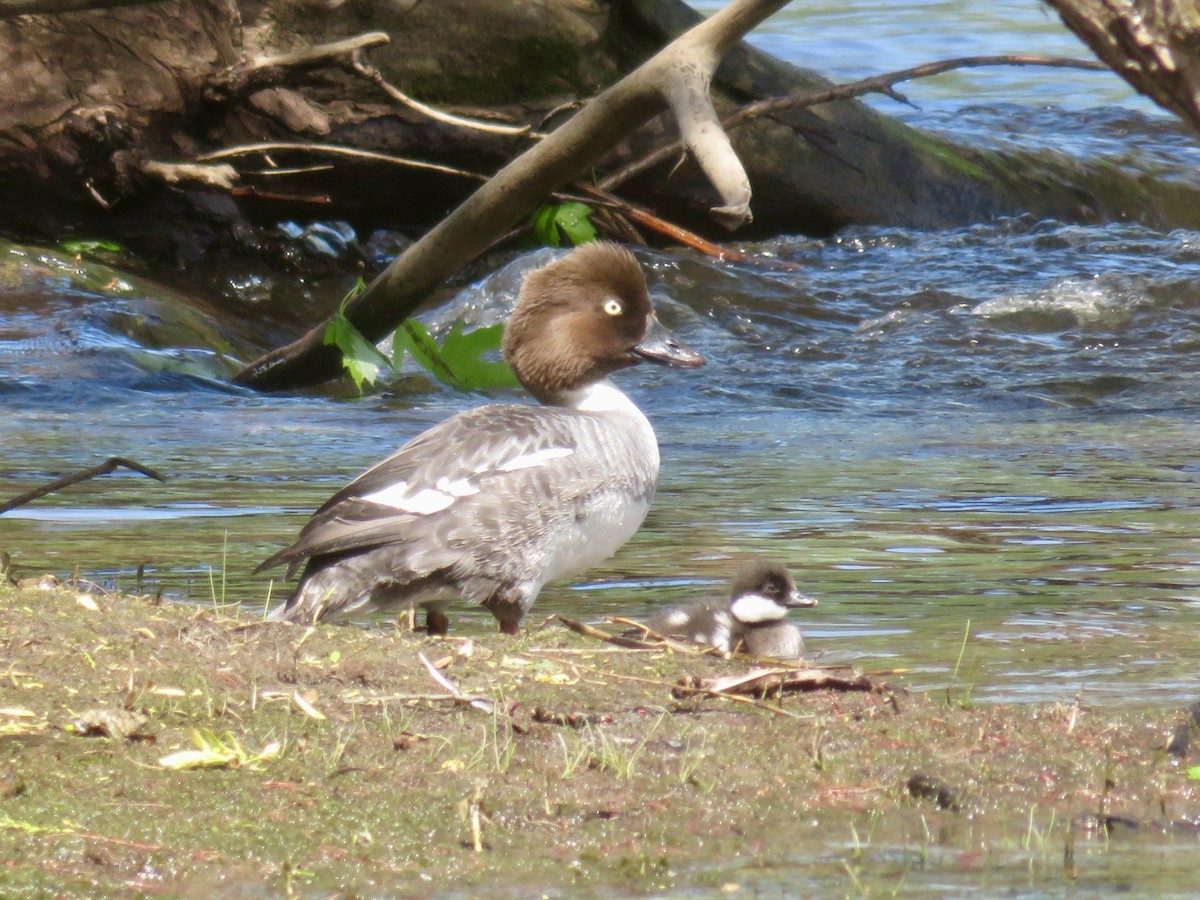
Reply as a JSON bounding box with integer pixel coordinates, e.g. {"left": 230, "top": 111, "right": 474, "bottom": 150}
{"left": 1, "top": 581, "right": 1198, "bottom": 896}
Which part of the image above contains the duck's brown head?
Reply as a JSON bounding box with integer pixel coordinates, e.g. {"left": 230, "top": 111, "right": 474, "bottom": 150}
{"left": 503, "top": 242, "right": 705, "bottom": 404}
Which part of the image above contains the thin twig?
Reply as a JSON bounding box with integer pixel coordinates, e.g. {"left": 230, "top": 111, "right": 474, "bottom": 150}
{"left": 0, "top": 457, "right": 166, "bottom": 515}
{"left": 674, "top": 665, "right": 897, "bottom": 701}
{"left": 349, "top": 52, "right": 535, "bottom": 137}
{"left": 600, "top": 53, "right": 1109, "bottom": 192}
{"left": 195, "top": 142, "right": 486, "bottom": 182}
{"left": 578, "top": 183, "right": 803, "bottom": 268}
{"left": 556, "top": 616, "right": 666, "bottom": 650}
{"left": 203, "top": 32, "right": 390, "bottom": 102}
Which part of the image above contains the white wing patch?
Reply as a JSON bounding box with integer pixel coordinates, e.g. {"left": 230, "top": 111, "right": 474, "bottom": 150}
{"left": 497, "top": 447, "right": 574, "bottom": 472}
{"left": 730, "top": 592, "right": 787, "bottom": 624}
{"left": 660, "top": 609, "right": 691, "bottom": 629}
{"left": 361, "top": 476, "right": 480, "bottom": 515}
{"left": 707, "top": 611, "right": 734, "bottom": 652}
{"left": 354, "top": 445, "right": 571, "bottom": 516}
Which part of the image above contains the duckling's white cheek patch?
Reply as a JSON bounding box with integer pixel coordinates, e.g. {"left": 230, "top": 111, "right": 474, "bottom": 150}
{"left": 730, "top": 592, "right": 787, "bottom": 623}
{"left": 496, "top": 447, "right": 574, "bottom": 472}
{"left": 362, "top": 477, "right": 480, "bottom": 515}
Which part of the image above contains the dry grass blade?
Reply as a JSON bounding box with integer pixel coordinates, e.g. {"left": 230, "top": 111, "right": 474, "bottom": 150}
{"left": 417, "top": 652, "right": 497, "bottom": 715}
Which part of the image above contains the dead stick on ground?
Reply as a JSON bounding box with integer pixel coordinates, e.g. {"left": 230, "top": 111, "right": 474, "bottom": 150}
{"left": 0, "top": 457, "right": 166, "bottom": 515}
{"left": 556, "top": 616, "right": 666, "bottom": 650}
{"left": 558, "top": 615, "right": 724, "bottom": 656}
{"left": 562, "top": 656, "right": 805, "bottom": 719}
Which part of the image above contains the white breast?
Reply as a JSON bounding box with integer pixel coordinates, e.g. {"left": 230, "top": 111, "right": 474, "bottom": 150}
{"left": 538, "top": 490, "right": 652, "bottom": 587}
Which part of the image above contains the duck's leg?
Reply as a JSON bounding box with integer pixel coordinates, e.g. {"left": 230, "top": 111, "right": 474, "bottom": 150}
{"left": 482, "top": 590, "right": 527, "bottom": 636}
{"left": 425, "top": 606, "right": 450, "bottom": 635}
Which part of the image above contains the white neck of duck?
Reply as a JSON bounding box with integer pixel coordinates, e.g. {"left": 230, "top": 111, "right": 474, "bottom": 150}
{"left": 559, "top": 379, "right": 640, "bottom": 413}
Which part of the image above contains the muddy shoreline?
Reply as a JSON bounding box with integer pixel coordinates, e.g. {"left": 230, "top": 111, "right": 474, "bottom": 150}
{"left": 2, "top": 580, "right": 1199, "bottom": 896}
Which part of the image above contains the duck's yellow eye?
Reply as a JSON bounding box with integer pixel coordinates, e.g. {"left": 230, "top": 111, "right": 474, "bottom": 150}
{"left": 603, "top": 299, "right": 623, "bottom": 317}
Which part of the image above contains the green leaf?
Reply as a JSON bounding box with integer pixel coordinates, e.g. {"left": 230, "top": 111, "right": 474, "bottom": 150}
{"left": 552, "top": 202, "right": 598, "bottom": 246}
{"left": 394, "top": 319, "right": 455, "bottom": 385}
{"left": 530, "top": 202, "right": 596, "bottom": 248}
{"left": 439, "top": 321, "right": 521, "bottom": 390}
{"left": 394, "top": 319, "right": 519, "bottom": 392}
{"left": 1187, "top": 765, "right": 1200, "bottom": 780}
{"left": 532, "top": 204, "right": 562, "bottom": 247}
{"left": 60, "top": 239, "right": 125, "bottom": 255}
{"left": 324, "top": 313, "right": 390, "bottom": 392}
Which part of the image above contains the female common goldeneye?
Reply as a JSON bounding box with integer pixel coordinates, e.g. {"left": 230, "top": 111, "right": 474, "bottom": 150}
{"left": 646, "top": 562, "right": 817, "bottom": 660}
{"left": 259, "top": 242, "right": 705, "bottom": 633}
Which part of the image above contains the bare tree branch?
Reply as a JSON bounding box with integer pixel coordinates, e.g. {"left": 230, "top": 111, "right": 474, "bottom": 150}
{"left": 601, "top": 54, "right": 1108, "bottom": 193}
{"left": 234, "top": 0, "right": 791, "bottom": 391}
{"left": 348, "top": 52, "right": 534, "bottom": 137}
{"left": 663, "top": 55, "right": 751, "bottom": 228}
{"left": 0, "top": 458, "right": 167, "bottom": 515}
{"left": 194, "top": 142, "right": 488, "bottom": 183}
{"left": 1045, "top": 0, "right": 1200, "bottom": 136}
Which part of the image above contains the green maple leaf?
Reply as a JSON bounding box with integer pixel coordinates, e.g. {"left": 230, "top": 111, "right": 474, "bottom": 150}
{"left": 531, "top": 202, "right": 597, "bottom": 247}
{"left": 394, "top": 319, "right": 519, "bottom": 391}
{"left": 324, "top": 313, "right": 389, "bottom": 392}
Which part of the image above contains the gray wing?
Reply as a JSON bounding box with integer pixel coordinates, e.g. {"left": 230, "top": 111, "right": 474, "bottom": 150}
{"left": 258, "top": 403, "right": 654, "bottom": 576}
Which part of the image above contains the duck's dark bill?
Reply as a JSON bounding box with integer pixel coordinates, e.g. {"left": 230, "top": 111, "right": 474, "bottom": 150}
{"left": 787, "top": 591, "right": 819, "bottom": 609}
{"left": 633, "top": 315, "right": 706, "bottom": 368}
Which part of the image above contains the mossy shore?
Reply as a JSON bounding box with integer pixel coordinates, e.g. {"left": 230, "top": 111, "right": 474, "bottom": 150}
{"left": 1, "top": 581, "right": 1198, "bottom": 897}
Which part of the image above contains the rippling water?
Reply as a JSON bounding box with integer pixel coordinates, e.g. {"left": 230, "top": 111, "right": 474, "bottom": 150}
{"left": 4, "top": 5, "right": 1200, "bottom": 719}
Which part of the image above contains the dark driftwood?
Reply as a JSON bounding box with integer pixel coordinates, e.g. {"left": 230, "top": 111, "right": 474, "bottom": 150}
{"left": 4, "top": 0, "right": 1196, "bottom": 278}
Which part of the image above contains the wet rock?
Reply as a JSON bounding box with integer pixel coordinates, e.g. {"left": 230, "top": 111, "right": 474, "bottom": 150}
{"left": 1166, "top": 701, "right": 1200, "bottom": 758}
{"left": 0, "top": 770, "right": 26, "bottom": 799}
{"left": 71, "top": 708, "right": 151, "bottom": 741}
{"left": 907, "top": 773, "right": 963, "bottom": 812}
{"left": 531, "top": 707, "right": 613, "bottom": 728}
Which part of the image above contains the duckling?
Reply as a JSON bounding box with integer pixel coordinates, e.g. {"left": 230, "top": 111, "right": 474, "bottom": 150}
{"left": 646, "top": 562, "right": 816, "bottom": 660}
